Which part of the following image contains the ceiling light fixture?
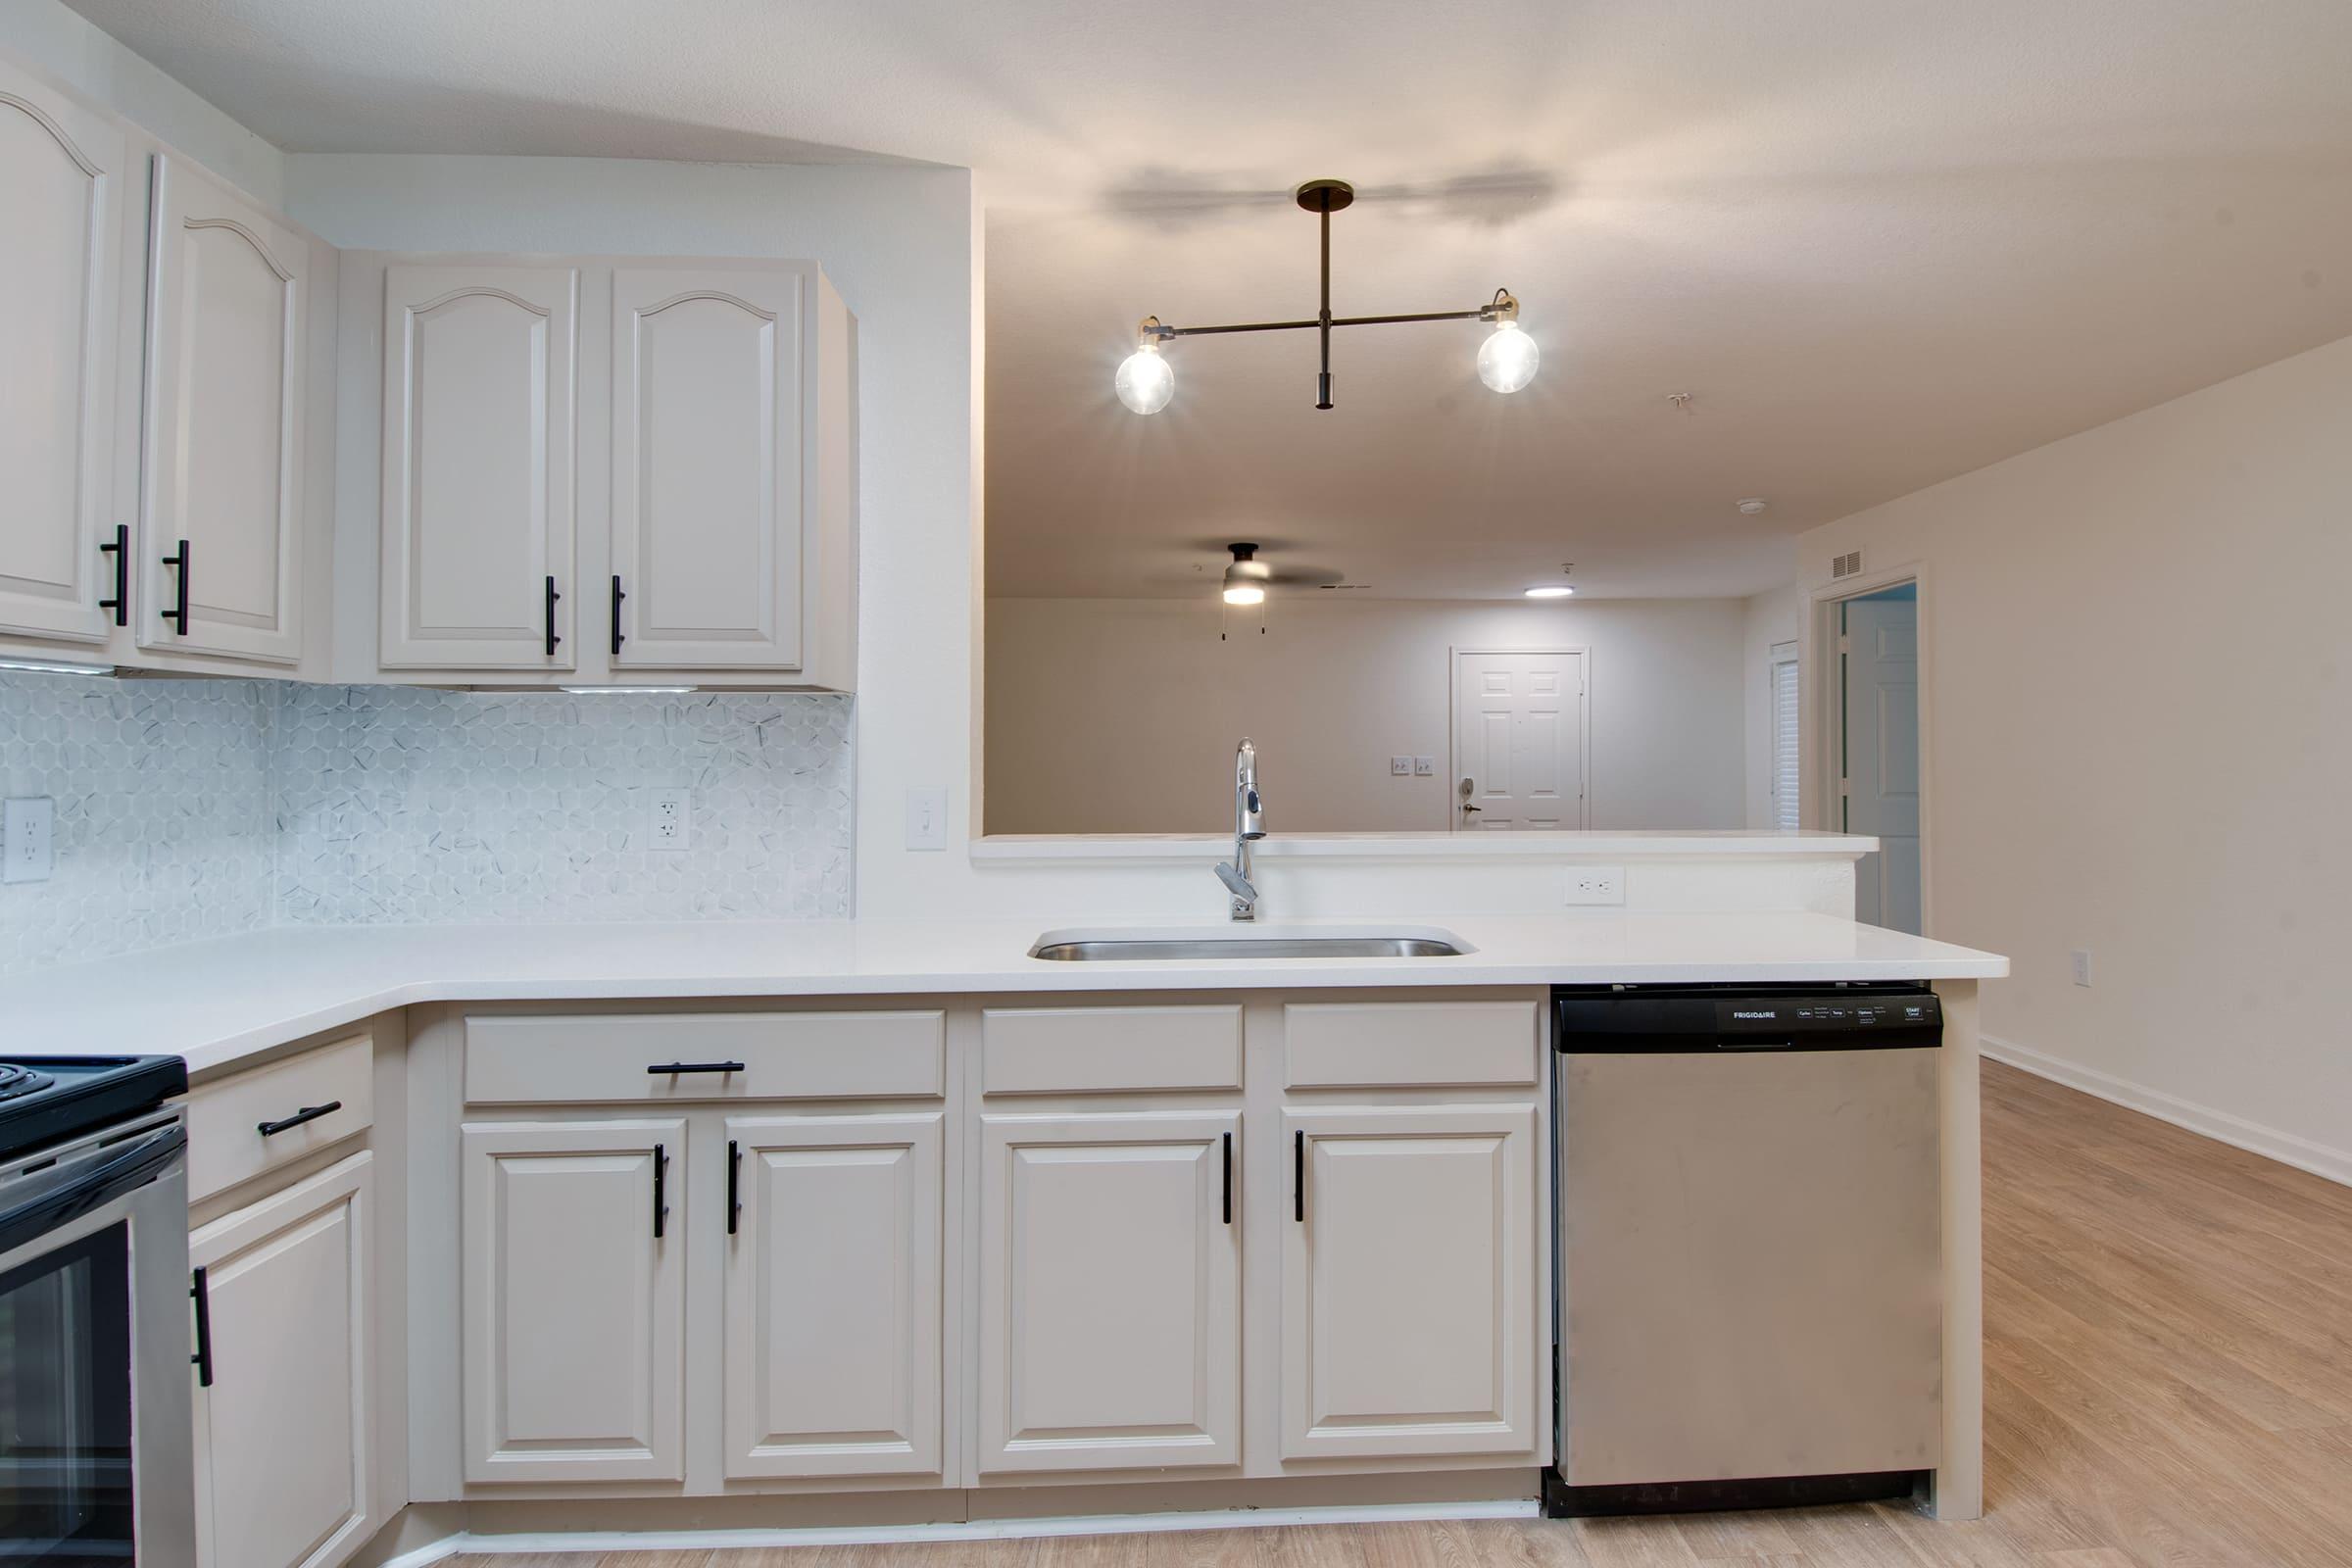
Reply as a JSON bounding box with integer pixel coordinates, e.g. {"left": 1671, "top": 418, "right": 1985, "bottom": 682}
{"left": 1737, "top": 497, "right": 1769, "bottom": 515}
{"left": 1524, "top": 586, "right": 1575, "bottom": 599}
{"left": 1117, "top": 178, "right": 1534, "bottom": 413}
{"left": 1221, "top": 543, "right": 1271, "bottom": 606}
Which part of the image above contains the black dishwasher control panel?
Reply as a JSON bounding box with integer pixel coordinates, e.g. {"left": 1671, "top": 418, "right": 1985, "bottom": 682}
{"left": 1554, "top": 983, "right": 1941, "bottom": 1053}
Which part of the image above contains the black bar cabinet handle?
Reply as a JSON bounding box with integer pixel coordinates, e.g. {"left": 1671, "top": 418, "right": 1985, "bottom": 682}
{"left": 646, "top": 1060, "right": 746, "bottom": 1076}
{"left": 99, "top": 524, "right": 128, "bottom": 625}
{"left": 611, "top": 574, "right": 626, "bottom": 656}
{"left": 543, "top": 574, "right": 562, "bottom": 656}
{"left": 257, "top": 1101, "right": 341, "bottom": 1138}
{"left": 652, "top": 1142, "right": 668, "bottom": 1239}
{"left": 727, "top": 1139, "right": 742, "bottom": 1236}
{"left": 160, "top": 538, "right": 190, "bottom": 634}
{"left": 1221, "top": 1132, "right": 1233, "bottom": 1225}
{"left": 1294, "top": 1130, "right": 1305, "bottom": 1222}
{"left": 190, "top": 1267, "right": 214, "bottom": 1387}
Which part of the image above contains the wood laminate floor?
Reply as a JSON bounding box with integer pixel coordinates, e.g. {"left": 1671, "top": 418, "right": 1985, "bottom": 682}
{"left": 476, "top": 1062, "right": 2352, "bottom": 1568}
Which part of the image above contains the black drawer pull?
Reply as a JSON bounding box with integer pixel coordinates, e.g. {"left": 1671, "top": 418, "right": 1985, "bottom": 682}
{"left": 652, "top": 1142, "right": 668, "bottom": 1239}
{"left": 257, "top": 1101, "right": 341, "bottom": 1138}
{"left": 544, "top": 574, "right": 562, "bottom": 657}
{"left": 160, "top": 538, "right": 190, "bottom": 634}
{"left": 1221, "top": 1131, "right": 1233, "bottom": 1225}
{"left": 190, "top": 1267, "right": 214, "bottom": 1387}
{"left": 611, "top": 574, "right": 626, "bottom": 656}
{"left": 647, "top": 1060, "right": 746, "bottom": 1076}
{"left": 727, "top": 1139, "right": 742, "bottom": 1236}
{"left": 1294, "top": 1129, "right": 1305, "bottom": 1222}
{"left": 99, "top": 524, "right": 128, "bottom": 625}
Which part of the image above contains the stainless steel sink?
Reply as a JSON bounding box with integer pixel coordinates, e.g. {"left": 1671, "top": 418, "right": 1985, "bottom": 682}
{"left": 1029, "top": 934, "right": 1465, "bottom": 961}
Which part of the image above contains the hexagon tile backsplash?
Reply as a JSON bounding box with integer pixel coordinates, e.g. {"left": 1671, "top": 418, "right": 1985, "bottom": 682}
{"left": 0, "top": 671, "right": 855, "bottom": 978}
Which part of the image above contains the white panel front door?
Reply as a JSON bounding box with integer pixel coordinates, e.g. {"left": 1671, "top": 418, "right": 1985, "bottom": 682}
{"left": 1450, "top": 649, "right": 1587, "bottom": 829}
{"left": 1281, "top": 1104, "right": 1537, "bottom": 1462}
{"left": 380, "top": 263, "right": 577, "bottom": 668}
{"left": 139, "top": 156, "right": 307, "bottom": 663}
{"left": 1842, "top": 594, "right": 1923, "bottom": 933}
{"left": 611, "top": 266, "right": 807, "bottom": 669}
{"left": 976, "top": 1111, "right": 1241, "bottom": 1474}
{"left": 0, "top": 62, "right": 126, "bottom": 643}
{"left": 722, "top": 1112, "right": 943, "bottom": 1480}
{"left": 190, "top": 1153, "right": 373, "bottom": 1568}
{"left": 461, "top": 1119, "right": 684, "bottom": 1484}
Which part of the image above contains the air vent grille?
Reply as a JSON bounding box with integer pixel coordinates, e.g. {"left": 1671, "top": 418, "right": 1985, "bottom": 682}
{"left": 1831, "top": 550, "right": 1864, "bottom": 580}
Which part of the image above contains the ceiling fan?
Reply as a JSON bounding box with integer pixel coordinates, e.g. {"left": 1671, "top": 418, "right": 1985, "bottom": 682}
{"left": 1217, "top": 542, "right": 1345, "bottom": 605}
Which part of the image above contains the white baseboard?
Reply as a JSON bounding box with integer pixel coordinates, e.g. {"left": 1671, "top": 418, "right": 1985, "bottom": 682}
{"left": 1982, "top": 1033, "right": 2352, "bottom": 1189}
{"left": 380, "top": 1498, "right": 1541, "bottom": 1564}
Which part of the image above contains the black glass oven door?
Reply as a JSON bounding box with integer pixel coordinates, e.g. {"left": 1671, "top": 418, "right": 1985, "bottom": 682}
{"left": 0, "top": 1224, "right": 134, "bottom": 1564}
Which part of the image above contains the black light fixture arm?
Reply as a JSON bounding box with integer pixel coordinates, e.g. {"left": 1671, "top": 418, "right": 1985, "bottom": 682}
{"left": 1133, "top": 178, "right": 1521, "bottom": 410}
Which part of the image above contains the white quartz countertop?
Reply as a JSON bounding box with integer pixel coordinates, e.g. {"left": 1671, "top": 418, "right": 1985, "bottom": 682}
{"left": 0, "top": 913, "right": 2005, "bottom": 1078}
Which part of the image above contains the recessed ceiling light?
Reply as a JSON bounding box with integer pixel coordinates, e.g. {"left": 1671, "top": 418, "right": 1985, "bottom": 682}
{"left": 1524, "top": 586, "right": 1575, "bottom": 599}
{"left": 1737, "top": 497, "right": 1769, "bottom": 515}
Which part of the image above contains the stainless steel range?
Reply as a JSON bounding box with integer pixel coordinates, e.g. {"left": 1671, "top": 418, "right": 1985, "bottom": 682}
{"left": 0, "top": 1054, "right": 193, "bottom": 1566}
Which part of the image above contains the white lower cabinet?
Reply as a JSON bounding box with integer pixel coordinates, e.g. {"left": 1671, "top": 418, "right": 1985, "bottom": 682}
{"left": 190, "top": 1152, "right": 374, "bottom": 1568}
{"left": 1280, "top": 1104, "right": 1539, "bottom": 1462}
{"left": 461, "top": 1119, "right": 685, "bottom": 1484}
{"left": 976, "top": 1111, "right": 1241, "bottom": 1474}
{"left": 722, "top": 1112, "right": 944, "bottom": 1479}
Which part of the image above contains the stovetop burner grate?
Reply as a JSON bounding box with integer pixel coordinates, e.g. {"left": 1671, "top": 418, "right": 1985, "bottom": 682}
{"left": 0, "top": 1063, "right": 58, "bottom": 1103}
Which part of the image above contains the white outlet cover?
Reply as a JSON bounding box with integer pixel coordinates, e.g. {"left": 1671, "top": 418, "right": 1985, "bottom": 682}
{"left": 906, "top": 787, "right": 948, "bottom": 850}
{"left": 3, "top": 797, "right": 56, "bottom": 885}
{"left": 1565, "top": 864, "right": 1627, "bottom": 906}
{"left": 647, "top": 788, "right": 691, "bottom": 851}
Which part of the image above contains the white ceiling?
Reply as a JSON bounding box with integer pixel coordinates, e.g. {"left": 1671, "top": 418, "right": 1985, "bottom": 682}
{"left": 70, "top": 0, "right": 2352, "bottom": 599}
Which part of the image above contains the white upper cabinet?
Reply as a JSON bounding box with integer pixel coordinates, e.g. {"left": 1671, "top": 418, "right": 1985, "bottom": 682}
{"left": 611, "top": 266, "right": 807, "bottom": 670}
{"left": 379, "top": 263, "right": 578, "bottom": 669}
{"left": 139, "top": 155, "right": 309, "bottom": 664}
{"left": 0, "top": 59, "right": 127, "bottom": 644}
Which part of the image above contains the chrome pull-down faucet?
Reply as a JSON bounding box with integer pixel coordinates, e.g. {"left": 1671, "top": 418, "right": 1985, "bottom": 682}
{"left": 1216, "top": 739, "right": 1266, "bottom": 920}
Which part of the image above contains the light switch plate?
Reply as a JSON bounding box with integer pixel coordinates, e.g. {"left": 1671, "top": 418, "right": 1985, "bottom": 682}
{"left": 1412, "top": 756, "right": 1435, "bottom": 776}
{"left": 3, "top": 797, "right": 55, "bottom": 885}
{"left": 906, "top": 787, "right": 948, "bottom": 850}
{"left": 648, "top": 788, "right": 691, "bottom": 851}
{"left": 1565, "top": 864, "right": 1626, "bottom": 906}
{"left": 1389, "top": 756, "right": 1412, "bottom": 776}
{"left": 2070, "top": 949, "right": 2092, "bottom": 987}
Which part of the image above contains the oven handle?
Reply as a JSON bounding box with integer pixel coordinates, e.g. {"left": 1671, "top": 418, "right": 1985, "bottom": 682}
{"left": 0, "top": 1121, "right": 186, "bottom": 1257}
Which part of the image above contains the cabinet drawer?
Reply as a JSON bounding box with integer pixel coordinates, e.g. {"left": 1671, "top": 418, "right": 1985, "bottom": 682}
{"left": 1284, "top": 1000, "right": 1539, "bottom": 1089}
{"left": 186, "top": 1035, "right": 374, "bottom": 1203}
{"left": 981, "top": 1004, "right": 1243, "bottom": 1095}
{"left": 464, "top": 1012, "right": 946, "bottom": 1104}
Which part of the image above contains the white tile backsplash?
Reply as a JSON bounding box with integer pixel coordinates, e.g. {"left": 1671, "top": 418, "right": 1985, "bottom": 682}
{"left": 0, "top": 672, "right": 855, "bottom": 978}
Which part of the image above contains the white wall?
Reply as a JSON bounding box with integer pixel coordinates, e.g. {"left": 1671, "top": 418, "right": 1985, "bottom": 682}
{"left": 283, "top": 153, "right": 979, "bottom": 921}
{"left": 1799, "top": 330, "right": 2352, "bottom": 1182}
{"left": 3, "top": 0, "right": 285, "bottom": 202}
{"left": 1740, "top": 584, "right": 1801, "bottom": 828}
{"left": 987, "top": 596, "right": 1749, "bottom": 835}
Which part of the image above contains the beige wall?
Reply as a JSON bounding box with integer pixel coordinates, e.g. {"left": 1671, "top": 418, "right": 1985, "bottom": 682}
{"left": 986, "top": 596, "right": 1750, "bottom": 835}
{"left": 1799, "top": 331, "right": 2352, "bottom": 1182}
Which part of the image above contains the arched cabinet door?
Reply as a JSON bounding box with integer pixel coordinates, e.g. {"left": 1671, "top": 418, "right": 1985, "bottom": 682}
{"left": 610, "top": 265, "right": 808, "bottom": 670}
{"left": 138, "top": 155, "right": 311, "bottom": 664}
{"left": 379, "top": 263, "right": 579, "bottom": 669}
{"left": 0, "top": 60, "right": 128, "bottom": 644}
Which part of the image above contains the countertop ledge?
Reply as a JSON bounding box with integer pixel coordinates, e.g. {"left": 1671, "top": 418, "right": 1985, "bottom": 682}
{"left": 0, "top": 914, "right": 2005, "bottom": 1079}
{"left": 972, "top": 830, "right": 1881, "bottom": 861}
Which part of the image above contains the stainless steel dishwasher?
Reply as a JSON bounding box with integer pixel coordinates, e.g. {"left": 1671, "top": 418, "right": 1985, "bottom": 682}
{"left": 1545, "top": 984, "right": 1943, "bottom": 1517}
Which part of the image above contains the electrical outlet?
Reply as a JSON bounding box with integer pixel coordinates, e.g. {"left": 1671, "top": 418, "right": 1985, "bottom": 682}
{"left": 1412, "top": 756, "right": 1434, "bottom": 776}
{"left": 648, "top": 788, "right": 691, "bottom": 851}
{"left": 1565, "top": 864, "right": 1626, "bottom": 906}
{"left": 3, "top": 798, "right": 55, "bottom": 885}
{"left": 1389, "top": 756, "right": 1412, "bottom": 776}
{"left": 2071, "top": 949, "right": 2092, "bottom": 987}
{"left": 905, "top": 787, "right": 948, "bottom": 850}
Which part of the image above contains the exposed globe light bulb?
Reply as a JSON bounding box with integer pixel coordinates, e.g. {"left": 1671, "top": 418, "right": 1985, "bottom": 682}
{"left": 1222, "top": 583, "right": 1266, "bottom": 607}
{"left": 1115, "top": 341, "right": 1175, "bottom": 414}
{"left": 1477, "top": 320, "right": 1540, "bottom": 394}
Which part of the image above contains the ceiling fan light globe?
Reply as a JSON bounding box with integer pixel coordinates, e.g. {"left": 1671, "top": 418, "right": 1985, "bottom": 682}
{"left": 1477, "top": 320, "right": 1540, "bottom": 394}
{"left": 1221, "top": 583, "right": 1266, "bottom": 607}
{"left": 1115, "top": 343, "right": 1175, "bottom": 414}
